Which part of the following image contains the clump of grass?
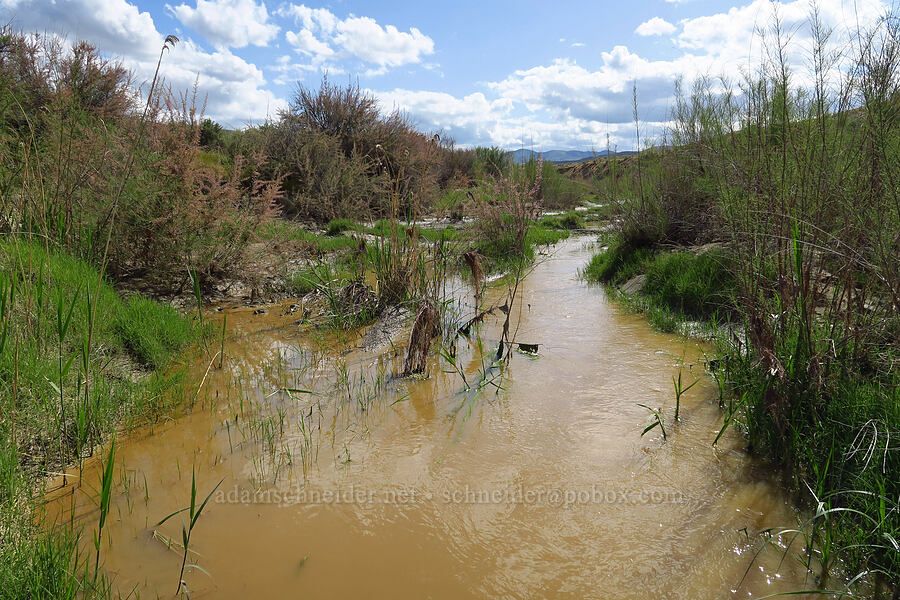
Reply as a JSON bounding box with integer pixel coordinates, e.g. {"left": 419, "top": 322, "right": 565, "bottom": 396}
{"left": 642, "top": 251, "right": 735, "bottom": 321}
{"left": 471, "top": 221, "right": 567, "bottom": 274}
{"left": 285, "top": 263, "right": 356, "bottom": 298}
{"left": 367, "top": 219, "right": 455, "bottom": 244}
{"left": 583, "top": 238, "right": 654, "bottom": 285}
{"left": 256, "top": 221, "right": 359, "bottom": 254}
{"left": 115, "top": 296, "right": 195, "bottom": 369}
{"left": 325, "top": 218, "right": 357, "bottom": 236}
{"left": 539, "top": 211, "right": 584, "bottom": 230}
{"left": 526, "top": 224, "right": 569, "bottom": 248}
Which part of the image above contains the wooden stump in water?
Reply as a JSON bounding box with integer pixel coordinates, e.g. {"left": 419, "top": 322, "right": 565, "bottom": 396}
{"left": 403, "top": 300, "right": 440, "bottom": 376}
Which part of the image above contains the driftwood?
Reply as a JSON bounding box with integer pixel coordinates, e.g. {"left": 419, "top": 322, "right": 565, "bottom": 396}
{"left": 456, "top": 307, "right": 495, "bottom": 339}
{"left": 402, "top": 300, "right": 440, "bottom": 376}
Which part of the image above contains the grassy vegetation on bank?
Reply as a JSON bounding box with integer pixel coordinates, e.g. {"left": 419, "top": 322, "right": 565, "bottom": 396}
{"left": 584, "top": 240, "right": 736, "bottom": 325}
{"left": 0, "top": 239, "right": 200, "bottom": 598}
{"left": 585, "top": 9, "right": 900, "bottom": 593}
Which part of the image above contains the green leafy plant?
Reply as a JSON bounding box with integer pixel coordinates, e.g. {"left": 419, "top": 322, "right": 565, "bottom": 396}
{"left": 93, "top": 439, "right": 116, "bottom": 581}
{"left": 672, "top": 370, "right": 698, "bottom": 421}
{"left": 154, "top": 467, "right": 223, "bottom": 593}
{"left": 638, "top": 404, "right": 667, "bottom": 440}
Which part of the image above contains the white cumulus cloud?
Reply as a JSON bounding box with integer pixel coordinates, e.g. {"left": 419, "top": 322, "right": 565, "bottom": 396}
{"left": 2, "top": 0, "right": 161, "bottom": 58}
{"left": 635, "top": 17, "right": 677, "bottom": 36}
{"left": 277, "top": 4, "right": 435, "bottom": 76}
{"left": 167, "top": 0, "right": 279, "bottom": 48}
{"left": 335, "top": 17, "right": 433, "bottom": 67}
{"left": 285, "top": 28, "right": 334, "bottom": 61}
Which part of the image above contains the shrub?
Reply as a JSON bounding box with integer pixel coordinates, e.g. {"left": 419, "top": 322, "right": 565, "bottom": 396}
{"left": 473, "top": 146, "right": 510, "bottom": 178}
{"left": 468, "top": 158, "right": 543, "bottom": 270}
{"left": 539, "top": 162, "right": 583, "bottom": 210}
{"left": 435, "top": 140, "right": 476, "bottom": 187}
{"left": 263, "top": 77, "right": 442, "bottom": 222}
{"left": 0, "top": 29, "right": 281, "bottom": 289}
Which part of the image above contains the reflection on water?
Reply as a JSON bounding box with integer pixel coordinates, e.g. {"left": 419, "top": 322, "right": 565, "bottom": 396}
{"left": 46, "top": 237, "right": 814, "bottom": 599}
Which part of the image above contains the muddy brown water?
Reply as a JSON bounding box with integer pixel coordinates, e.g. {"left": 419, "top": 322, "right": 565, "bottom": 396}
{"left": 46, "top": 237, "right": 815, "bottom": 599}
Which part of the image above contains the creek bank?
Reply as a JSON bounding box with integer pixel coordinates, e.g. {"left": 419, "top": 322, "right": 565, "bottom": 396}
{"left": 586, "top": 237, "right": 899, "bottom": 596}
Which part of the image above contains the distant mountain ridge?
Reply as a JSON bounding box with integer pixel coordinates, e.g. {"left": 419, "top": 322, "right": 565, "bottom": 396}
{"left": 508, "top": 148, "right": 637, "bottom": 164}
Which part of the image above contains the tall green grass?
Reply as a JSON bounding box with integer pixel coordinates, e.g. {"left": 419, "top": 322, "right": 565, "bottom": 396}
{"left": 642, "top": 251, "right": 734, "bottom": 321}
{"left": 583, "top": 238, "right": 655, "bottom": 286}
{"left": 0, "top": 239, "right": 198, "bottom": 598}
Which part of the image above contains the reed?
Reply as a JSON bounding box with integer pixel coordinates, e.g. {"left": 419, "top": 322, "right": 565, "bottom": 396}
{"left": 672, "top": 370, "right": 697, "bottom": 422}
{"left": 638, "top": 404, "right": 667, "bottom": 441}
{"left": 154, "top": 467, "right": 222, "bottom": 593}
{"left": 93, "top": 439, "right": 115, "bottom": 580}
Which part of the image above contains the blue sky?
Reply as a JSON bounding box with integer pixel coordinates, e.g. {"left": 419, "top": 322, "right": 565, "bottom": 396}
{"left": 1, "top": 0, "right": 891, "bottom": 150}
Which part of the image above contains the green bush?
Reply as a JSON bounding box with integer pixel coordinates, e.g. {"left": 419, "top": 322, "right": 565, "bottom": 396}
{"left": 261, "top": 77, "right": 441, "bottom": 222}
{"left": 539, "top": 211, "right": 584, "bottom": 230}
{"left": 256, "top": 221, "right": 360, "bottom": 253}
{"left": 539, "top": 162, "right": 584, "bottom": 210}
{"left": 473, "top": 146, "right": 510, "bottom": 178}
{"left": 435, "top": 188, "right": 469, "bottom": 220}
{"left": 473, "top": 221, "right": 567, "bottom": 272}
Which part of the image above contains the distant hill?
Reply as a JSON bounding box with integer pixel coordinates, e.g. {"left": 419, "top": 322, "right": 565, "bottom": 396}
{"left": 508, "top": 148, "right": 637, "bottom": 164}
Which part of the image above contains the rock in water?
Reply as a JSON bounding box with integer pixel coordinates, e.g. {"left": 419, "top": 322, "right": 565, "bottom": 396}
{"left": 621, "top": 274, "right": 646, "bottom": 295}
